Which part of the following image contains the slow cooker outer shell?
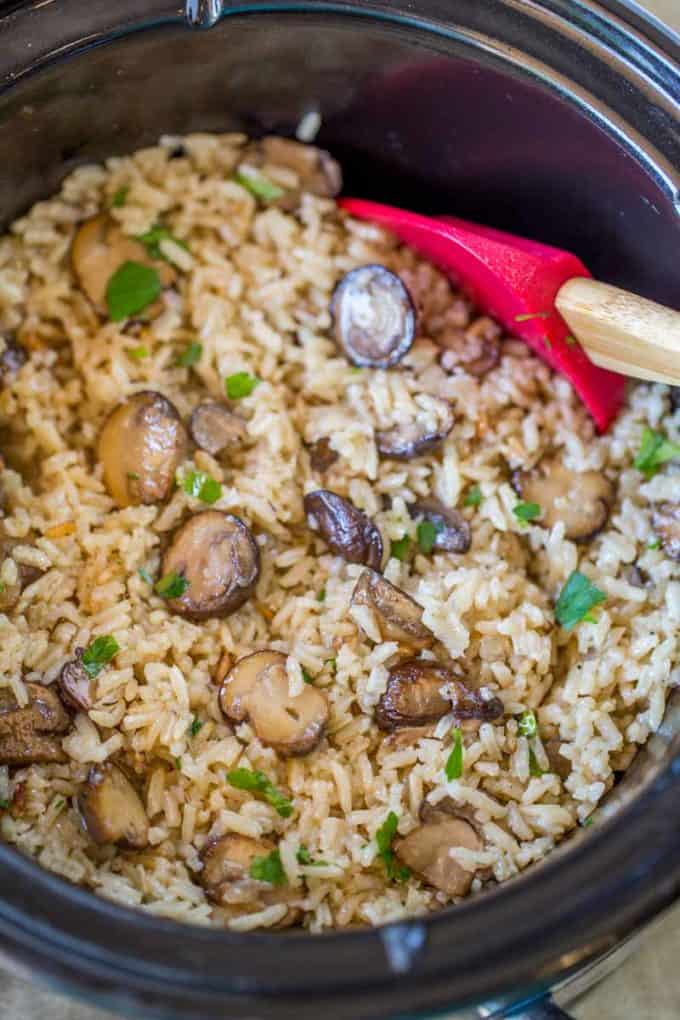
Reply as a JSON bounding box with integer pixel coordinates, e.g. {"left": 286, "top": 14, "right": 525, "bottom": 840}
{"left": 0, "top": 1, "right": 678, "bottom": 1017}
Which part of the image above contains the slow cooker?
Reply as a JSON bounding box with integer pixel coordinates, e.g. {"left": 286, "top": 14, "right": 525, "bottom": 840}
{"left": 0, "top": 2, "right": 678, "bottom": 1018}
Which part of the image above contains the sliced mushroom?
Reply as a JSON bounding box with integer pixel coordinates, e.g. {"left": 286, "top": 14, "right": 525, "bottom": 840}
{"left": 78, "top": 763, "right": 149, "bottom": 849}
{"left": 511, "top": 459, "right": 615, "bottom": 542}
{"left": 200, "top": 833, "right": 300, "bottom": 926}
{"left": 439, "top": 316, "right": 501, "bottom": 378}
{"left": 330, "top": 265, "right": 416, "bottom": 369}
{"left": 307, "top": 437, "right": 339, "bottom": 473}
{"left": 0, "top": 682, "right": 70, "bottom": 765}
{"left": 376, "top": 659, "right": 504, "bottom": 731}
{"left": 0, "top": 532, "right": 45, "bottom": 613}
{"left": 377, "top": 398, "right": 454, "bottom": 460}
{"left": 544, "top": 739, "right": 571, "bottom": 781}
{"left": 161, "top": 511, "right": 260, "bottom": 620}
{"left": 652, "top": 502, "right": 680, "bottom": 561}
{"left": 381, "top": 725, "right": 436, "bottom": 751}
{"left": 189, "top": 401, "right": 247, "bottom": 457}
{"left": 670, "top": 387, "right": 680, "bottom": 412}
{"left": 408, "top": 499, "right": 471, "bottom": 554}
{"left": 71, "top": 214, "right": 176, "bottom": 315}
{"left": 304, "top": 490, "right": 383, "bottom": 569}
{"left": 58, "top": 649, "right": 93, "bottom": 712}
{"left": 394, "top": 815, "right": 482, "bottom": 897}
{"left": 0, "top": 335, "right": 27, "bottom": 382}
{"left": 98, "top": 391, "right": 189, "bottom": 508}
{"left": 219, "top": 650, "right": 328, "bottom": 756}
{"left": 243, "top": 136, "right": 342, "bottom": 205}
{"left": 350, "top": 570, "right": 433, "bottom": 651}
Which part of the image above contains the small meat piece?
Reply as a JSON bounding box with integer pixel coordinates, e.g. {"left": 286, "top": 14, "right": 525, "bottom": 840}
{"left": 0, "top": 682, "right": 70, "bottom": 765}
{"left": 376, "top": 659, "right": 504, "bottom": 731}
{"left": 189, "top": 401, "right": 247, "bottom": 457}
{"left": 58, "top": 649, "right": 93, "bottom": 712}
{"left": 652, "top": 502, "right": 680, "bottom": 561}
{"left": 307, "top": 437, "right": 339, "bottom": 473}
{"left": 219, "top": 650, "right": 328, "bottom": 756}
{"left": 304, "top": 490, "right": 383, "bottom": 569}
{"left": 512, "top": 458, "right": 615, "bottom": 542}
{"left": 331, "top": 265, "right": 416, "bottom": 369}
{"left": 350, "top": 570, "right": 433, "bottom": 651}
{"left": 377, "top": 398, "right": 454, "bottom": 460}
{"left": 439, "top": 316, "right": 501, "bottom": 377}
{"left": 394, "top": 816, "right": 482, "bottom": 896}
{"left": 200, "top": 833, "right": 300, "bottom": 926}
{"left": 408, "top": 500, "right": 471, "bottom": 554}
{"left": 78, "top": 763, "right": 149, "bottom": 849}
{"left": 161, "top": 511, "right": 260, "bottom": 620}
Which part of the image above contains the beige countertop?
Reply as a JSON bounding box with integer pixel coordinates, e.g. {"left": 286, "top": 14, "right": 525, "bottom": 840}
{"left": 1, "top": 2, "right": 678, "bottom": 1018}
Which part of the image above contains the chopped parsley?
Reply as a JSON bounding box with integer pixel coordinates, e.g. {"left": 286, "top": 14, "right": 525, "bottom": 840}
{"left": 529, "top": 748, "right": 545, "bottom": 778}
{"left": 555, "top": 570, "right": 606, "bottom": 630}
{"left": 0, "top": 798, "right": 9, "bottom": 810}
{"left": 174, "top": 757, "right": 182, "bottom": 771}
{"left": 53, "top": 798, "right": 65, "bottom": 812}
{"left": 176, "top": 342, "right": 203, "bottom": 367}
{"left": 180, "top": 470, "right": 222, "bottom": 505}
{"left": 226, "top": 767, "right": 294, "bottom": 818}
{"left": 189, "top": 717, "right": 203, "bottom": 738}
{"left": 111, "top": 185, "right": 129, "bottom": 208}
{"left": 154, "top": 571, "right": 190, "bottom": 599}
{"left": 127, "top": 344, "right": 149, "bottom": 361}
{"left": 325, "top": 657, "right": 337, "bottom": 672}
{"left": 138, "top": 567, "right": 153, "bottom": 585}
{"left": 634, "top": 427, "right": 680, "bottom": 479}
{"left": 127, "top": 471, "right": 140, "bottom": 480}
{"left": 0, "top": 582, "right": 6, "bottom": 595}
{"left": 296, "top": 846, "right": 327, "bottom": 867}
{"left": 136, "top": 223, "right": 188, "bottom": 262}
{"left": 517, "top": 710, "right": 538, "bottom": 739}
{"left": 515, "top": 311, "right": 551, "bottom": 322}
{"left": 234, "top": 170, "right": 285, "bottom": 203}
{"left": 249, "top": 849, "right": 286, "bottom": 885}
{"left": 316, "top": 587, "right": 326, "bottom": 603}
{"left": 581, "top": 817, "right": 595, "bottom": 828}
{"left": 106, "top": 261, "right": 161, "bottom": 321}
{"left": 416, "top": 520, "right": 438, "bottom": 554}
{"left": 513, "top": 501, "right": 541, "bottom": 523}
{"left": 464, "top": 484, "right": 483, "bottom": 507}
{"left": 225, "top": 371, "right": 260, "bottom": 400}
{"left": 301, "top": 667, "right": 314, "bottom": 685}
{"left": 81, "top": 635, "right": 120, "bottom": 678}
{"left": 375, "top": 811, "right": 410, "bottom": 882}
{"left": 390, "top": 535, "right": 410, "bottom": 561}
{"left": 445, "top": 727, "right": 464, "bottom": 781}
{"left": 648, "top": 538, "right": 661, "bottom": 550}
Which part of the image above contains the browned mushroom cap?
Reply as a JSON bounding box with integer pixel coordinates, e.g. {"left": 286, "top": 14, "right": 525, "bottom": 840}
{"left": 0, "top": 683, "right": 70, "bottom": 765}
{"left": 219, "top": 650, "right": 328, "bottom": 756}
{"left": 307, "top": 437, "right": 339, "bottom": 473}
{"left": 408, "top": 499, "right": 471, "bottom": 554}
{"left": 394, "top": 815, "right": 482, "bottom": 897}
{"left": 248, "top": 136, "right": 342, "bottom": 201}
{"left": 511, "top": 459, "right": 615, "bottom": 542}
{"left": 652, "top": 502, "right": 680, "bottom": 561}
{"left": 350, "top": 570, "right": 433, "bottom": 651}
{"left": 98, "top": 391, "right": 189, "bottom": 508}
{"left": 189, "top": 401, "right": 247, "bottom": 457}
{"left": 377, "top": 399, "right": 454, "bottom": 460}
{"left": 376, "top": 659, "right": 504, "bottom": 731}
{"left": 331, "top": 265, "right": 416, "bottom": 369}
{"left": 71, "top": 214, "right": 176, "bottom": 315}
{"left": 57, "top": 649, "right": 93, "bottom": 713}
{"left": 200, "top": 833, "right": 300, "bottom": 926}
{"left": 161, "top": 511, "right": 259, "bottom": 620}
{"left": 78, "top": 763, "right": 149, "bottom": 849}
{"left": 439, "top": 316, "right": 501, "bottom": 378}
{"left": 304, "top": 490, "right": 383, "bottom": 569}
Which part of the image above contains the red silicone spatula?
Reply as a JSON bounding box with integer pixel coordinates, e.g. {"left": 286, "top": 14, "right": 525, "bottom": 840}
{"left": 338, "top": 198, "right": 680, "bottom": 431}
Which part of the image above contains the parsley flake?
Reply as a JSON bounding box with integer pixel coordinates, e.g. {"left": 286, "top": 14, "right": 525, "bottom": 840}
{"left": 127, "top": 344, "right": 149, "bottom": 361}
{"left": 81, "top": 635, "right": 120, "bottom": 679}
{"left": 375, "top": 811, "right": 410, "bottom": 882}
{"left": 111, "top": 186, "right": 129, "bottom": 208}
{"left": 445, "top": 727, "right": 464, "bottom": 781}
{"left": 464, "top": 484, "right": 483, "bottom": 507}
{"left": 0, "top": 798, "right": 9, "bottom": 810}
{"left": 189, "top": 717, "right": 203, "bottom": 738}
{"left": 296, "top": 846, "right": 327, "bottom": 867}
{"left": 180, "top": 470, "right": 222, "bottom": 505}
{"left": 390, "top": 535, "right": 410, "bottom": 561}
{"left": 106, "top": 261, "right": 161, "bottom": 321}
{"left": 513, "top": 501, "right": 541, "bottom": 523}
{"left": 555, "top": 570, "right": 606, "bottom": 630}
{"left": 136, "top": 223, "right": 188, "bottom": 262}
{"left": 648, "top": 538, "right": 661, "bottom": 550}
{"left": 250, "top": 849, "right": 286, "bottom": 885}
{"left": 301, "top": 667, "right": 314, "bottom": 685}
{"left": 176, "top": 342, "right": 203, "bottom": 367}
{"left": 417, "top": 520, "right": 438, "bottom": 554}
{"left": 317, "top": 587, "right": 326, "bottom": 603}
{"left": 529, "top": 748, "right": 545, "bottom": 777}
{"left": 234, "top": 170, "right": 285, "bottom": 203}
{"left": 225, "top": 371, "right": 260, "bottom": 400}
{"left": 138, "top": 567, "right": 153, "bottom": 585}
{"left": 517, "top": 710, "right": 538, "bottom": 739}
{"left": 154, "top": 571, "right": 190, "bottom": 599}
{"left": 634, "top": 427, "right": 680, "bottom": 479}
{"left": 226, "top": 767, "right": 294, "bottom": 818}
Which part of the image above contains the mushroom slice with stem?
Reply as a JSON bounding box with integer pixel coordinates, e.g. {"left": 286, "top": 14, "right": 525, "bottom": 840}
{"left": 304, "top": 490, "right": 383, "bottom": 569}
{"left": 350, "top": 570, "right": 433, "bottom": 651}
{"left": 376, "top": 659, "right": 504, "bottom": 731}
{"left": 439, "top": 316, "right": 502, "bottom": 378}
{"left": 161, "top": 511, "right": 260, "bottom": 620}
{"left": 511, "top": 458, "right": 615, "bottom": 542}
{"left": 394, "top": 815, "right": 483, "bottom": 897}
{"left": 58, "top": 648, "right": 93, "bottom": 712}
{"left": 78, "top": 763, "right": 149, "bottom": 849}
{"left": 189, "top": 401, "right": 247, "bottom": 457}
{"left": 652, "top": 502, "right": 680, "bottom": 561}
{"left": 377, "top": 398, "right": 454, "bottom": 461}
{"left": 408, "top": 499, "right": 471, "bottom": 554}
{"left": 200, "top": 833, "right": 300, "bottom": 926}
{"left": 98, "top": 390, "right": 189, "bottom": 508}
{"left": 331, "top": 265, "right": 416, "bottom": 369}
{"left": 0, "top": 683, "right": 70, "bottom": 765}
{"left": 307, "top": 437, "right": 339, "bottom": 473}
{"left": 220, "top": 650, "right": 328, "bottom": 756}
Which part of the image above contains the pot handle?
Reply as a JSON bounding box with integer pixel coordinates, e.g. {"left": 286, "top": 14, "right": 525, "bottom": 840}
{"left": 502, "top": 997, "right": 574, "bottom": 1019}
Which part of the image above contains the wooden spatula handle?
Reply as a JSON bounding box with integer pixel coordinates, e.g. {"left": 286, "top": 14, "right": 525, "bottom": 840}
{"left": 555, "top": 277, "right": 680, "bottom": 385}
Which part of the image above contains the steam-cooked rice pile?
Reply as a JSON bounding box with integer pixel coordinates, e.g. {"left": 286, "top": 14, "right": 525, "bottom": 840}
{"left": 0, "top": 133, "right": 677, "bottom": 930}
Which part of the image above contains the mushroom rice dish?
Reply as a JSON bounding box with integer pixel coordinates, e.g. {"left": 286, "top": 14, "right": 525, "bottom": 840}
{"left": 0, "top": 133, "right": 678, "bottom": 931}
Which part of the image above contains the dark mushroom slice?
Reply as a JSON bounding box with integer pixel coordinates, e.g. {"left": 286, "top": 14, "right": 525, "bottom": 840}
{"left": 304, "top": 490, "right": 383, "bottom": 569}
{"left": 189, "top": 401, "right": 247, "bottom": 457}
{"left": 543, "top": 739, "right": 572, "bottom": 781}
{"left": 377, "top": 398, "right": 454, "bottom": 460}
{"left": 0, "top": 334, "right": 27, "bottom": 382}
{"left": 0, "top": 682, "right": 70, "bottom": 765}
{"left": 71, "top": 214, "right": 176, "bottom": 315}
{"left": 161, "top": 511, "right": 260, "bottom": 620}
{"left": 330, "top": 265, "right": 416, "bottom": 369}
{"left": 200, "top": 833, "right": 300, "bottom": 926}
{"left": 394, "top": 815, "right": 483, "bottom": 897}
{"left": 652, "top": 502, "right": 680, "bottom": 561}
{"left": 408, "top": 499, "right": 471, "bottom": 554}
{"left": 511, "top": 458, "right": 615, "bottom": 542}
{"left": 670, "top": 388, "right": 680, "bottom": 413}
{"left": 78, "top": 763, "right": 149, "bottom": 849}
{"left": 307, "top": 437, "right": 339, "bottom": 473}
{"left": 98, "top": 390, "right": 189, "bottom": 508}
{"left": 0, "top": 532, "right": 45, "bottom": 612}
{"left": 376, "top": 659, "right": 504, "bottom": 731}
{"left": 58, "top": 648, "right": 93, "bottom": 712}
{"left": 439, "top": 316, "right": 501, "bottom": 378}
{"left": 350, "top": 570, "right": 433, "bottom": 651}
{"left": 219, "top": 650, "right": 328, "bottom": 756}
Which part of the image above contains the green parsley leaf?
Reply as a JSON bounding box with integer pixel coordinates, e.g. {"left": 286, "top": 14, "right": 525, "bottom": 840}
{"left": 154, "top": 571, "right": 190, "bottom": 599}
{"left": 174, "top": 757, "right": 182, "bottom": 770}
{"left": 225, "top": 371, "right": 260, "bottom": 400}
{"left": 296, "top": 846, "right": 327, "bottom": 867}
{"left": 529, "top": 748, "right": 545, "bottom": 778}
{"left": 582, "top": 610, "right": 599, "bottom": 624}
{"left": 0, "top": 798, "right": 9, "bottom": 810}
{"left": 106, "top": 261, "right": 161, "bottom": 321}
{"left": 189, "top": 717, "right": 203, "bottom": 738}
{"left": 301, "top": 667, "right": 314, "bottom": 685}
{"left": 445, "top": 727, "right": 464, "bottom": 781}
{"left": 515, "top": 311, "right": 551, "bottom": 322}
{"left": 634, "top": 427, "right": 680, "bottom": 479}
{"left": 226, "top": 767, "right": 294, "bottom": 818}
{"left": 234, "top": 170, "right": 285, "bottom": 203}
{"left": 53, "top": 798, "right": 65, "bottom": 812}
{"left": 136, "top": 223, "right": 188, "bottom": 262}
{"left": 517, "top": 710, "right": 538, "bottom": 739}
{"left": 375, "top": 811, "right": 410, "bottom": 882}
{"left": 127, "top": 471, "right": 140, "bottom": 480}
{"left": 111, "top": 186, "right": 129, "bottom": 208}
{"left": 316, "top": 587, "right": 326, "bottom": 603}
{"left": 250, "top": 849, "right": 286, "bottom": 885}
{"left": 464, "top": 484, "right": 483, "bottom": 507}
{"left": 417, "top": 520, "right": 438, "bottom": 554}
{"left": 0, "top": 581, "right": 6, "bottom": 594}
{"left": 81, "top": 635, "right": 120, "bottom": 679}
{"left": 390, "top": 535, "right": 410, "bottom": 561}
{"left": 555, "top": 570, "right": 606, "bottom": 630}
{"left": 581, "top": 817, "right": 595, "bottom": 828}
{"left": 648, "top": 538, "right": 661, "bottom": 550}
{"left": 325, "top": 657, "right": 337, "bottom": 672}
{"left": 176, "top": 342, "right": 203, "bottom": 367}
{"left": 180, "top": 470, "right": 222, "bottom": 505}
{"left": 138, "top": 567, "right": 153, "bottom": 585}
{"left": 513, "top": 502, "right": 541, "bottom": 523}
{"left": 127, "top": 344, "right": 149, "bottom": 361}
